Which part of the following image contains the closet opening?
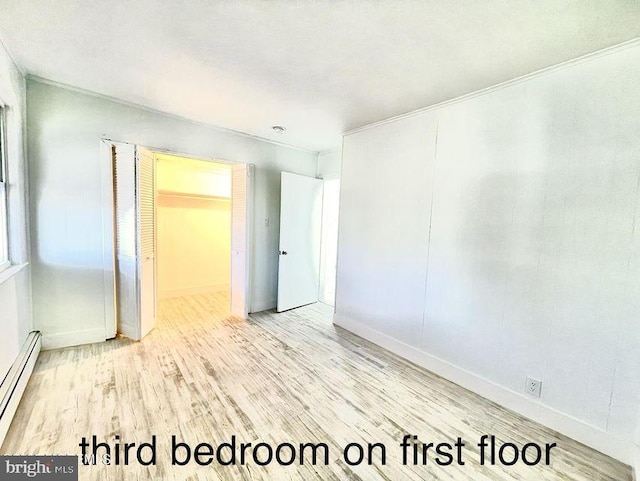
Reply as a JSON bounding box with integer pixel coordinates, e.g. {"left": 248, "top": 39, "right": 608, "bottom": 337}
{"left": 104, "top": 141, "right": 252, "bottom": 341}
{"left": 156, "top": 154, "right": 232, "bottom": 305}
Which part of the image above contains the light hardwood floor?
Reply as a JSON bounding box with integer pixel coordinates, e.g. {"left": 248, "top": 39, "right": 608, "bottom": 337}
{"left": 2, "top": 293, "right": 632, "bottom": 480}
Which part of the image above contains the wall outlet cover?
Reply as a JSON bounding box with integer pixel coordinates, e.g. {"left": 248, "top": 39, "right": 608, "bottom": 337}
{"left": 526, "top": 377, "right": 542, "bottom": 398}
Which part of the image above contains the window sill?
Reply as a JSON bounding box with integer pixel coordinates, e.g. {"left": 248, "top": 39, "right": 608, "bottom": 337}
{"left": 0, "top": 262, "right": 28, "bottom": 286}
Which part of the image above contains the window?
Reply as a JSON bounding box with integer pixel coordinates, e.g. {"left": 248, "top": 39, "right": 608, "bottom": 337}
{"left": 0, "top": 106, "right": 9, "bottom": 271}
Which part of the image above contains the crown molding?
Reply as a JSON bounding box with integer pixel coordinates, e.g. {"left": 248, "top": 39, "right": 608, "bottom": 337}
{"left": 345, "top": 37, "right": 640, "bottom": 136}
{"left": 26, "top": 75, "right": 319, "bottom": 154}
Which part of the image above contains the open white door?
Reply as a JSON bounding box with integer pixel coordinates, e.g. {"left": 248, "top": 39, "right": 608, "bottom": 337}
{"left": 137, "top": 146, "right": 156, "bottom": 338}
{"left": 230, "top": 163, "right": 252, "bottom": 318}
{"left": 277, "top": 172, "right": 323, "bottom": 312}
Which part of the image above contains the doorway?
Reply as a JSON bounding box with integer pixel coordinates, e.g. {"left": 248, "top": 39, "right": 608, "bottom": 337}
{"left": 319, "top": 178, "right": 340, "bottom": 306}
{"left": 275, "top": 172, "right": 340, "bottom": 311}
{"left": 155, "top": 154, "right": 231, "bottom": 303}
{"left": 276, "top": 172, "right": 323, "bottom": 312}
{"left": 103, "top": 141, "right": 252, "bottom": 341}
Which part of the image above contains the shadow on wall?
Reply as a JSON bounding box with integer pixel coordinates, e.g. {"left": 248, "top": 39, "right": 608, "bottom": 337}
{"left": 32, "top": 196, "right": 105, "bottom": 269}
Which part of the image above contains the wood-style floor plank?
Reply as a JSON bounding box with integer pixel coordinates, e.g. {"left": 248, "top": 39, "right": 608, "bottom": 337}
{"left": 1, "top": 293, "right": 632, "bottom": 480}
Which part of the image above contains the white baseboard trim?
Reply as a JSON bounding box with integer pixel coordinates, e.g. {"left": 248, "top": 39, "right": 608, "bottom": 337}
{"left": 0, "top": 331, "right": 41, "bottom": 446}
{"left": 333, "top": 313, "right": 635, "bottom": 467}
{"left": 41, "top": 327, "right": 107, "bottom": 350}
{"left": 250, "top": 297, "right": 276, "bottom": 313}
{"left": 159, "top": 283, "right": 230, "bottom": 299}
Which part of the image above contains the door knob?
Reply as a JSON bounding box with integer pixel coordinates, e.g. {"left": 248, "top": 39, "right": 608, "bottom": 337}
{"left": 280, "top": 250, "right": 288, "bottom": 255}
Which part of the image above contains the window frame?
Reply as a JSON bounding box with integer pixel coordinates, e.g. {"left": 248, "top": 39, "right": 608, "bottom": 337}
{"left": 0, "top": 104, "right": 10, "bottom": 273}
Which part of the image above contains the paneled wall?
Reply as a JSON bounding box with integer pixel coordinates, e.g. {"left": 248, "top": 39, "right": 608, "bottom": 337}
{"left": 336, "top": 43, "right": 640, "bottom": 464}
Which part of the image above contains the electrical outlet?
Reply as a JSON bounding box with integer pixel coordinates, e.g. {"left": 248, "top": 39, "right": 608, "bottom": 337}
{"left": 526, "top": 377, "right": 542, "bottom": 398}
{"left": 264, "top": 216, "right": 270, "bottom": 227}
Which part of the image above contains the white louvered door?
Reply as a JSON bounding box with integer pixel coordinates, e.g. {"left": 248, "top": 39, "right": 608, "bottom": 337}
{"left": 113, "top": 143, "right": 139, "bottom": 339}
{"left": 137, "top": 147, "right": 156, "bottom": 339}
{"left": 230, "top": 163, "right": 252, "bottom": 318}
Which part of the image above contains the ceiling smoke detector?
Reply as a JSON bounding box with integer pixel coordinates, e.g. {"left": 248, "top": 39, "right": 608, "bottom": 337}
{"left": 271, "top": 125, "right": 286, "bottom": 134}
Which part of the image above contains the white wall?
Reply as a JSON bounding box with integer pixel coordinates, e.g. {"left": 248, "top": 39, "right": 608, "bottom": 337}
{"left": 26, "top": 79, "right": 317, "bottom": 347}
{"left": 0, "top": 42, "right": 31, "bottom": 380}
{"left": 317, "top": 149, "right": 342, "bottom": 179}
{"left": 155, "top": 154, "right": 231, "bottom": 197}
{"left": 335, "top": 43, "right": 640, "bottom": 464}
{"left": 157, "top": 198, "right": 231, "bottom": 298}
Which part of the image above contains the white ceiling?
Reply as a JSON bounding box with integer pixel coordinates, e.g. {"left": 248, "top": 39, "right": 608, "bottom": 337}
{"left": 1, "top": 1, "right": 639, "bottom": 152}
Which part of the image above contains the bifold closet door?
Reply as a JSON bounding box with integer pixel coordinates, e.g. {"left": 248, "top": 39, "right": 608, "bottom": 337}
{"left": 230, "top": 163, "right": 252, "bottom": 318}
{"left": 113, "top": 143, "right": 139, "bottom": 339}
{"left": 113, "top": 144, "right": 156, "bottom": 340}
{"left": 136, "top": 146, "right": 156, "bottom": 339}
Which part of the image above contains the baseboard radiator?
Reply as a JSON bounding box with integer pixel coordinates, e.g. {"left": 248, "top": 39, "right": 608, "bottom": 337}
{"left": 0, "top": 331, "right": 41, "bottom": 446}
